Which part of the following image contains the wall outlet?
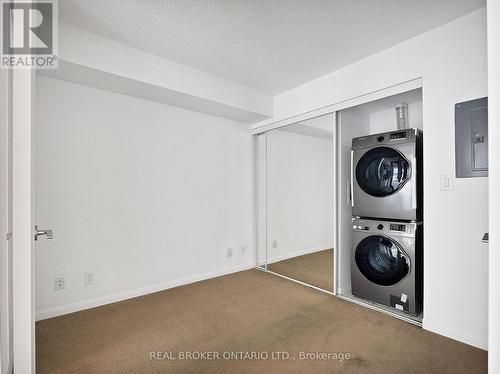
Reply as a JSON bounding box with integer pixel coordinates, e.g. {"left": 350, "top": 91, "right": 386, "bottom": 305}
{"left": 227, "top": 248, "right": 233, "bottom": 257}
{"left": 440, "top": 175, "right": 453, "bottom": 191}
{"left": 54, "top": 276, "right": 65, "bottom": 291}
{"left": 240, "top": 246, "right": 246, "bottom": 255}
{"left": 272, "top": 240, "right": 278, "bottom": 249}
{"left": 84, "top": 271, "right": 95, "bottom": 286}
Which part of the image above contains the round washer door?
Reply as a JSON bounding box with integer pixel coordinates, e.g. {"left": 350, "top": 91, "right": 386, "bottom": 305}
{"left": 355, "top": 146, "right": 410, "bottom": 197}
{"left": 355, "top": 235, "right": 409, "bottom": 286}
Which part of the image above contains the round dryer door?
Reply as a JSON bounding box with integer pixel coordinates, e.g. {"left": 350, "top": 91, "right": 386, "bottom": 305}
{"left": 355, "top": 147, "right": 410, "bottom": 197}
{"left": 355, "top": 235, "right": 409, "bottom": 286}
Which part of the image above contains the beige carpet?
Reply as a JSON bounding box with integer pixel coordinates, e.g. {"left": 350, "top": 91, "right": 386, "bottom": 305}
{"left": 267, "top": 249, "right": 333, "bottom": 291}
{"left": 36, "top": 269, "right": 486, "bottom": 374}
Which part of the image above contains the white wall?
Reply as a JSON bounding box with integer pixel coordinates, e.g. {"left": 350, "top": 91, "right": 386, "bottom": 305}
{"left": 369, "top": 101, "right": 423, "bottom": 134}
{"left": 34, "top": 76, "right": 254, "bottom": 319}
{"left": 488, "top": 0, "right": 500, "bottom": 371}
{"left": 256, "top": 9, "right": 488, "bottom": 348}
{"left": 266, "top": 124, "right": 334, "bottom": 262}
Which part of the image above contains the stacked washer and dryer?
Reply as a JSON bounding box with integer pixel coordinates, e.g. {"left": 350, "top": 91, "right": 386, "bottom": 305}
{"left": 350, "top": 128, "right": 423, "bottom": 316}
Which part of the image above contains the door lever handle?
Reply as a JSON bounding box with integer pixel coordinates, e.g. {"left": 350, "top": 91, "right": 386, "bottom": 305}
{"left": 34, "top": 225, "right": 54, "bottom": 241}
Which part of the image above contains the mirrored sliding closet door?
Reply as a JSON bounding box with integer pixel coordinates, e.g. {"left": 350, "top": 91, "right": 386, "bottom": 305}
{"left": 257, "top": 113, "right": 335, "bottom": 292}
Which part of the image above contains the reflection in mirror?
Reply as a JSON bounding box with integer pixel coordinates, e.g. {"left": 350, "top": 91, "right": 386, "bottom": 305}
{"left": 265, "top": 114, "right": 335, "bottom": 292}
{"left": 256, "top": 133, "right": 267, "bottom": 268}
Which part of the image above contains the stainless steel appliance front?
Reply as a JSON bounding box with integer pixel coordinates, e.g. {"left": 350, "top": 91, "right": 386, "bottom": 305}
{"left": 351, "top": 218, "right": 423, "bottom": 315}
{"left": 351, "top": 129, "right": 422, "bottom": 221}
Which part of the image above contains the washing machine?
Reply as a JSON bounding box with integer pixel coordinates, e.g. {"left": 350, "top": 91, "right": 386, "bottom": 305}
{"left": 351, "top": 218, "right": 422, "bottom": 315}
{"left": 351, "top": 128, "right": 422, "bottom": 221}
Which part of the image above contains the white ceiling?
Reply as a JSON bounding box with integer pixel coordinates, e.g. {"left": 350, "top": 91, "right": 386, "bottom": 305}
{"left": 356, "top": 88, "right": 422, "bottom": 114}
{"left": 60, "top": 0, "right": 485, "bottom": 94}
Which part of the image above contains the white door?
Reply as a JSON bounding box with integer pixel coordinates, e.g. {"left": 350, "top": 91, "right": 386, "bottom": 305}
{"left": 11, "top": 67, "right": 36, "bottom": 373}
{"left": 9, "top": 0, "right": 56, "bottom": 369}
{"left": 0, "top": 67, "right": 12, "bottom": 374}
{"left": 488, "top": 1, "right": 500, "bottom": 373}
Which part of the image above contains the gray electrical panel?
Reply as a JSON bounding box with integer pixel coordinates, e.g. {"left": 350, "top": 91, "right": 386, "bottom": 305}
{"left": 455, "top": 97, "right": 488, "bottom": 178}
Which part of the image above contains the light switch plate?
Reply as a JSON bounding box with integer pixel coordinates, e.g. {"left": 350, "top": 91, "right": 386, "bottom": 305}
{"left": 440, "top": 175, "right": 453, "bottom": 191}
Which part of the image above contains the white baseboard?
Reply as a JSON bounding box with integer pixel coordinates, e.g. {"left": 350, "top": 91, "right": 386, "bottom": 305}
{"left": 3, "top": 350, "right": 13, "bottom": 374}
{"left": 423, "top": 318, "right": 487, "bottom": 350}
{"left": 267, "top": 245, "right": 333, "bottom": 264}
{"left": 35, "top": 263, "right": 253, "bottom": 321}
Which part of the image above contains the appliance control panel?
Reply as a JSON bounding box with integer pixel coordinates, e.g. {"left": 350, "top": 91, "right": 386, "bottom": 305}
{"left": 351, "top": 128, "right": 420, "bottom": 150}
{"left": 389, "top": 131, "right": 407, "bottom": 140}
{"left": 389, "top": 224, "right": 406, "bottom": 232}
{"left": 352, "top": 219, "right": 419, "bottom": 238}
